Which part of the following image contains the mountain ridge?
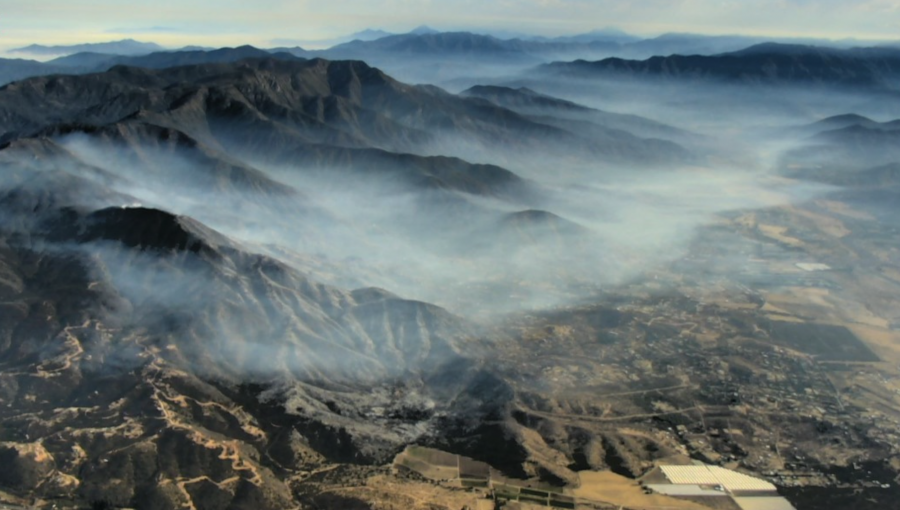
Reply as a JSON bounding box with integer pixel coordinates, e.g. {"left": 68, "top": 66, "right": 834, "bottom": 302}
{"left": 9, "top": 39, "right": 165, "bottom": 56}
{"left": 538, "top": 43, "right": 900, "bottom": 89}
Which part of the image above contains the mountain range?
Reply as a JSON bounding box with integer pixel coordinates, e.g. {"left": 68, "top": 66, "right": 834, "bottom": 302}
{"left": 6, "top": 38, "right": 900, "bottom": 96}
{"left": 539, "top": 43, "right": 900, "bottom": 90}
{"left": 0, "top": 57, "right": 553, "bottom": 508}
{"left": 2, "top": 25, "right": 900, "bottom": 509}
{"left": 8, "top": 38, "right": 165, "bottom": 56}
{"left": 0, "top": 43, "right": 735, "bottom": 506}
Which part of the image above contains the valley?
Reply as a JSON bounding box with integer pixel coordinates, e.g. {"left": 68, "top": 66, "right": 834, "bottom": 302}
{"left": 0, "top": 28, "right": 899, "bottom": 510}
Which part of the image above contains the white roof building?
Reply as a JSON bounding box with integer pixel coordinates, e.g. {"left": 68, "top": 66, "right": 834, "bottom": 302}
{"left": 660, "top": 465, "right": 777, "bottom": 493}
{"left": 652, "top": 464, "right": 797, "bottom": 510}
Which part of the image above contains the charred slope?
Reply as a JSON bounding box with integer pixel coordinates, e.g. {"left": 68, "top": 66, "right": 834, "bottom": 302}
{"left": 78, "top": 207, "right": 228, "bottom": 255}
{"left": 0, "top": 173, "right": 516, "bottom": 508}
{"left": 0, "top": 171, "right": 473, "bottom": 382}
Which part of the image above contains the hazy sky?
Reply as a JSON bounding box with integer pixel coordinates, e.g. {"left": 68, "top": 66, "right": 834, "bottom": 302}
{"left": 2, "top": 0, "right": 899, "bottom": 51}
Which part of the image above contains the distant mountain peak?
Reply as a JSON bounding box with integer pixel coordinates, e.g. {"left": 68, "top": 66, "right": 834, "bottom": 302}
{"left": 724, "top": 42, "right": 826, "bottom": 56}
{"left": 8, "top": 39, "right": 165, "bottom": 57}
{"left": 350, "top": 28, "right": 393, "bottom": 40}
{"left": 409, "top": 25, "right": 440, "bottom": 35}
{"left": 587, "top": 27, "right": 631, "bottom": 36}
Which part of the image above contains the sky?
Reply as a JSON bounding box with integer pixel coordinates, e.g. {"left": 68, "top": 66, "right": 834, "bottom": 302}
{"left": 1, "top": 0, "right": 899, "bottom": 53}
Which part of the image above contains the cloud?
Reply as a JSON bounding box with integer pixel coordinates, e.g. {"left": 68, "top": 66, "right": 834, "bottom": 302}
{"left": 268, "top": 38, "right": 308, "bottom": 46}
{"left": 105, "top": 26, "right": 183, "bottom": 34}
{"left": 2, "top": 0, "right": 900, "bottom": 49}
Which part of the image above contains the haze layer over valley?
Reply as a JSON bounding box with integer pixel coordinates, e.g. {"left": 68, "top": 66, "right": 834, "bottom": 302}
{"left": 1, "top": 16, "right": 900, "bottom": 510}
